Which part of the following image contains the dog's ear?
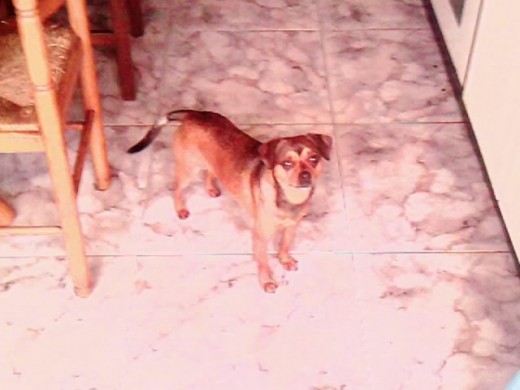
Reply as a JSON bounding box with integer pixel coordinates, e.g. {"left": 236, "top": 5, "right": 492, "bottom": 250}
{"left": 258, "top": 140, "right": 280, "bottom": 169}
{"left": 307, "top": 133, "right": 333, "bottom": 161}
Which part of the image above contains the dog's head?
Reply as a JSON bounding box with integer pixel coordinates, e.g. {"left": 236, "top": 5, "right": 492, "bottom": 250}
{"left": 258, "top": 133, "right": 332, "bottom": 204}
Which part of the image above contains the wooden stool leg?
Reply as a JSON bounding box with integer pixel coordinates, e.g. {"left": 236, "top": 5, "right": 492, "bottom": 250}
{"left": 126, "top": 0, "right": 144, "bottom": 38}
{"left": 66, "top": 0, "right": 112, "bottom": 190}
{"left": 109, "top": 0, "right": 137, "bottom": 100}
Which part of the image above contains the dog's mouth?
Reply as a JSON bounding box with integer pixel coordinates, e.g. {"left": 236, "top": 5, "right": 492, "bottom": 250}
{"left": 291, "top": 183, "right": 313, "bottom": 189}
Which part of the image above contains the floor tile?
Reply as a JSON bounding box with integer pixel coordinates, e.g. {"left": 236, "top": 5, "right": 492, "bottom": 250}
{"left": 0, "top": 152, "right": 63, "bottom": 256}
{"left": 319, "top": 0, "right": 429, "bottom": 30}
{"left": 354, "top": 252, "right": 520, "bottom": 390}
{"left": 168, "top": 0, "right": 319, "bottom": 31}
{"left": 78, "top": 126, "right": 153, "bottom": 255}
{"left": 3, "top": 252, "right": 517, "bottom": 389}
{"left": 1, "top": 0, "right": 519, "bottom": 387}
{"left": 336, "top": 122, "right": 508, "bottom": 251}
{"left": 157, "top": 30, "right": 331, "bottom": 124}
{"left": 0, "top": 254, "right": 365, "bottom": 389}
{"left": 325, "top": 29, "right": 462, "bottom": 123}
{"left": 0, "top": 127, "right": 153, "bottom": 257}
{"left": 93, "top": 6, "right": 172, "bottom": 126}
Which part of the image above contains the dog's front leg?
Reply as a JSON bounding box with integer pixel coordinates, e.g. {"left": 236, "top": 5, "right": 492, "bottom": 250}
{"left": 253, "top": 228, "right": 278, "bottom": 293}
{"left": 278, "top": 224, "right": 299, "bottom": 271}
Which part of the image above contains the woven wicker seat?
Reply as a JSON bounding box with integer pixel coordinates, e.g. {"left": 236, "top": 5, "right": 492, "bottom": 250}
{"left": 0, "top": 25, "right": 77, "bottom": 133}
{"left": 0, "top": 0, "right": 112, "bottom": 297}
{"left": 0, "top": 98, "right": 38, "bottom": 130}
{"left": 0, "top": 25, "right": 74, "bottom": 107}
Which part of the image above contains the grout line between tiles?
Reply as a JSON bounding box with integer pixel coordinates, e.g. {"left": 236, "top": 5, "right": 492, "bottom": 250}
{"left": 108, "top": 119, "right": 468, "bottom": 128}
{"left": 0, "top": 250, "right": 512, "bottom": 263}
{"left": 1, "top": 249, "right": 503, "bottom": 259}
{"left": 136, "top": 5, "right": 183, "bottom": 222}
{"left": 167, "top": 27, "right": 431, "bottom": 34}
{"left": 316, "top": 0, "right": 350, "bottom": 235}
{"left": 0, "top": 251, "right": 512, "bottom": 261}
{"left": 311, "top": 2, "right": 378, "bottom": 377}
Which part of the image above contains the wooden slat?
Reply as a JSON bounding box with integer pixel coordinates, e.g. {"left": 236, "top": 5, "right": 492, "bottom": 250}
{"left": 65, "top": 121, "right": 85, "bottom": 131}
{"left": 108, "top": 0, "right": 135, "bottom": 100}
{"left": 0, "top": 226, "right": 62, "bottom": 235}
{"left": 66, "top": 0, "right": 111, "bottom": 191}
{"left": 0, "top": 131, "right": 43, "bottom": 152}
{"left": 72, "top": 109, "right": 94, "bottom": 193}
{"left": 91, "top": 32, "right": 117, "bottom": 47}
{"left": 126, "top": 0, "right": 144, "bottom": 37}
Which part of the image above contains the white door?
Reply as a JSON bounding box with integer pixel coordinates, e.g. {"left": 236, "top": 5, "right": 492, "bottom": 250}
{"left": 463, "top": 0, "right": 520, "bottom": 252}
{"left": 430, "top": 0, "right": 482, "bottom": 83}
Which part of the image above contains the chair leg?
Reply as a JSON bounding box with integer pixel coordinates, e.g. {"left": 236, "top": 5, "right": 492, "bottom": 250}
{"left": 126, "top": 0, "right": 144, "bottom": 38}
{"left": 66, "top": 0, "right": 112, "bottom": 190}
{"left": 14, "top": 0, "right": 93, "bottom": 297}
{"left": 40, "top": 110, "right": 92, "bottom": 298}
{"left": 47, "top": 150, "right": 92, "bottom": 297}
{"left": 109, "top": 0, "right": 137, "bottom": 100}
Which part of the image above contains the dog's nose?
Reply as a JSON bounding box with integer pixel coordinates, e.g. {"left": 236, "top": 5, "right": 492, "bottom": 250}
{"left": 299, "top": 170, "right": 312, "bottom": 187}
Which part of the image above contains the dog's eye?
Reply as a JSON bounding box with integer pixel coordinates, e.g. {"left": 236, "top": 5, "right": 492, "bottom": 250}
{"left": 281, "top": 160, "right": 294, "bottom": 170}
{"left": 308, "top": 155, "right": 320, "bottom": 167}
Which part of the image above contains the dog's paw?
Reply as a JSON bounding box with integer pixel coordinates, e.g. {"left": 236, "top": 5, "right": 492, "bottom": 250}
{"left": 207, "top": 188, "right": 221, "bottom": 198}
{"left": 279, "top": 255, "right": 299, "bottom": 271}
{"left": 281, "top": 258, "right": 298, "bottom": 271}
{"left": 258, "top": 266, "right": 278, "bottom": 293}
{"left": 263, "top": 281, "right": 278, "bottom": 293}
{"left": 177, "top": 209, "right": 190, "bottom": 219}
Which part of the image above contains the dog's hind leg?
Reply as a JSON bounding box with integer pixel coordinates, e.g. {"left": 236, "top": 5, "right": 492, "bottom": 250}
{"left": 172, "top": 145, "right": 194, "bottom": 220}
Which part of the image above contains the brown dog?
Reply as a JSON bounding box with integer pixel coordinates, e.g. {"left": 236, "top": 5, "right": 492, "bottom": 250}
{"left": 128, "top": 110, "right": 332, "bottom": 292}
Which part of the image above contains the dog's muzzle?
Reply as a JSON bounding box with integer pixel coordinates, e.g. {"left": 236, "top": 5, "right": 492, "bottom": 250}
{"left": 298, "top": 171, "right": 312, "bottom": 187}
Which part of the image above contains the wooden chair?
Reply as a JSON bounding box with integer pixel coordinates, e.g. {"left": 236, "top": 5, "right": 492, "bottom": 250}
{"left": 0, "top": 0, "right": 111, "bottom": 297}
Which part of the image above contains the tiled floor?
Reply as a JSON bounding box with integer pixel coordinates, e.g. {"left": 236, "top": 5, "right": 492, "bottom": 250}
{"left": 1, "top": 1, "right": 519, "bottom": 389}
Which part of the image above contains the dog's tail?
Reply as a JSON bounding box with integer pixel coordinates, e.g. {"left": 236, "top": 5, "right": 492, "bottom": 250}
{"left": 126, "top": 109, "right": 193, "bottom": 154}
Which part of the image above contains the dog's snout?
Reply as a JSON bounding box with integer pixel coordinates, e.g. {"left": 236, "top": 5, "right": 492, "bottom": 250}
{"left": 299, "top": 170, "right": 312, "bottom": 187}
